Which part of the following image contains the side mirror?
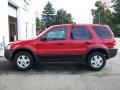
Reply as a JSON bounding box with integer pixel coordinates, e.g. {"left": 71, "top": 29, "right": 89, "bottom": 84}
{"left": 40, "top": 36, "right": 46, "bottom": 41}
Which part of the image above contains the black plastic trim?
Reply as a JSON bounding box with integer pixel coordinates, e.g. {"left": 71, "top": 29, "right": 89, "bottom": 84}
{"left": 12, "top": 47, "right": 38, "bottom": 61}
{"left": 86, "top": 47, "right": 118, "bottom": 59}
{"left": 4, "top": 49, "right": 13, "bottom": 61}
{"left": 108, "top": 48, "right": 118, "bottom": 58}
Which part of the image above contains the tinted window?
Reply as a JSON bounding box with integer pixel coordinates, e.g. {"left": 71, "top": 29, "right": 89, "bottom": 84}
{"left": 45, "top": 27, "right": 66, "bottom": 40}
{"left": 71, "top": 26, "right": 90, "bottom": 40}
{"left": 93, "top": 26, "right": 112, "bottom": 38}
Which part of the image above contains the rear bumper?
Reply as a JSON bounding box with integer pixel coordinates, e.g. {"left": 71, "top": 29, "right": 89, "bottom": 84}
{"left": 4, "top": 49, "right": 13, "bottom": 61}
{"left": 108, "top": 48, "right": 118, "bottom": 58}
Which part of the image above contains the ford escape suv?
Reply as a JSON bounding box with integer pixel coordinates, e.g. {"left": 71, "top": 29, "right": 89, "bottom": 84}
{"left": 5, "top": 24, "right": 118, "bottom": 71}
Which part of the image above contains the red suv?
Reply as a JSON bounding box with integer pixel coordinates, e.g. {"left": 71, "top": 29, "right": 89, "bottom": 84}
{"left": 5, "top": 24, "right": 117, "bottom": 71}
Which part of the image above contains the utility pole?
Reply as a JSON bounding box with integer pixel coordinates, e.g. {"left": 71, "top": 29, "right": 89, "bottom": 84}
{"left": 98, "top": 13, "right": 101, "bottom": 24}
{"left": 62, "top": 9, "right": 63, "bottom": 24}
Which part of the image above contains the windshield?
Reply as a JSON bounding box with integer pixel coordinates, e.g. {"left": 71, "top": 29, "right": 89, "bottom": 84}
{"left": 35, "top": 26, "right": 53, "bottom": 39}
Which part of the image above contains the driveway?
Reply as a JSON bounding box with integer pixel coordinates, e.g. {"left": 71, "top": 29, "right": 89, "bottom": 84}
{"left": 0, "top": 53, "right": 120, "bottom": 90}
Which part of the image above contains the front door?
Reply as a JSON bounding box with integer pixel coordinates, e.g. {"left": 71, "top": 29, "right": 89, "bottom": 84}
{"left": 37, "top": 26, "right": 70, "bottom": 60}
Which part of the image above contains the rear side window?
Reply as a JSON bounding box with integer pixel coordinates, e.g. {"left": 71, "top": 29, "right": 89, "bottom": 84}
{"left": 71, "top": 26, "right": 91, "bottom": 40}
{"left": 93, "top": 26, "right": 112, "bottom": 38}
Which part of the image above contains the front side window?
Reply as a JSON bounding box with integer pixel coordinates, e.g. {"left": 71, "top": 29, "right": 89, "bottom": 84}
{"left": 71, "top": 26, "right": 91, "bottom": 40}
{"left": 45, "top": 27, "right": 66, "bottom": 40}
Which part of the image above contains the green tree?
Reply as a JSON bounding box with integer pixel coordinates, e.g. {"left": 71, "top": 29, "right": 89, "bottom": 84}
{"left": 91, "top": 1, "right": 112, "bottom": 25}
{"left": 112, "top": 0, "right": 120, "bottom": 24}
{"left": 54, "top": 9, "right": 73, "bottom": 24}
{"left": 36, "top": 17, "right": 41, "bottom": 30}
{"left": 41, "top": 1, "right": 55, "bottom": 28}
{"left": 36, "top": 17, "right": 44, "bottom": 30}
{"left": 111, "top": 0, "right": 120, "bottom": 36}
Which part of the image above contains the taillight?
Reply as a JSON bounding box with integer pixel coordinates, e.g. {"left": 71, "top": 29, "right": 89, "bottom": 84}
{"left": 113, "top": 39, "right": 116, "bottom": 48}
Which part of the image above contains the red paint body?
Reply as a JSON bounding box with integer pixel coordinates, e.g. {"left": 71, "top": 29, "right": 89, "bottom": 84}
{"left": 6, "top": 24, "right": 116, "bottom": 61}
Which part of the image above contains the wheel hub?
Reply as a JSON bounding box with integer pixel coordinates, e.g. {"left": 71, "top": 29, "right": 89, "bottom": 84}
{"left": 91, "top": 55, "right": 103, "bottom": 68}
{"left": 17, "top": 55, "right": 30, "bottom": 68}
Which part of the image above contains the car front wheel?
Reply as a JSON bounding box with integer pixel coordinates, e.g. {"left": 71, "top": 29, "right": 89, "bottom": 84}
{"left": 14, "top": 52, "right": 33, "bottom": 70}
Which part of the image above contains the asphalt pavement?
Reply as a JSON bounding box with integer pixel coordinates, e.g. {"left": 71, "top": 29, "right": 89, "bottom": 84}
{"left": 0, "top": 53, "right": 120, "bottom": 90}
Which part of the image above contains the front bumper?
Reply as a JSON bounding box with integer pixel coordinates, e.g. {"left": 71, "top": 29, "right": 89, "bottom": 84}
{"left": 108, "top": 48, "right": 118, "bottom": 58}
{"left": 4, "top": 49, "right": 13, "bottom": 61}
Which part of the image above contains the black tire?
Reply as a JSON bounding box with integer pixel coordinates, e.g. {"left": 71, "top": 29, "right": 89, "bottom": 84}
{"left": 13, "top": 52, "right": 33, "bottom": 70}
{"left": 86, "top": 52, "right": 106, "bottom": 71}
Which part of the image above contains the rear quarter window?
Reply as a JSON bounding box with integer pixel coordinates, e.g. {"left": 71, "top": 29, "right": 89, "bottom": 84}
{"left": 93, "top": 26, "right": 112, "bottom": 38}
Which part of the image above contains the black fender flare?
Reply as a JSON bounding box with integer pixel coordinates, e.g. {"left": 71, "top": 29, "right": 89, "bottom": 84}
{"left": 86, "top": 46, "right": 110, "bottom": 59}
{"left": 12, "top": 47, "right": 38, "bottom": 61}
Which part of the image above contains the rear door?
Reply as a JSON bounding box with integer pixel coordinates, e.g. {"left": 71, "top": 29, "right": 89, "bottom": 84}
{"left": 70, "top": 26, "right": 94, "bottom": 55}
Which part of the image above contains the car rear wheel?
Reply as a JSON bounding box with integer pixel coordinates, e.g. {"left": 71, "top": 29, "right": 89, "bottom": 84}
{"left": 86, "top": 52, "right": 106, "bottom": 71}
{"left": 14, "top": 52, "right": 33, "bottom": 70}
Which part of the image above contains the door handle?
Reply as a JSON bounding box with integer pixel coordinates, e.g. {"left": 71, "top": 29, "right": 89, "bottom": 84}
{"left": 57, "top": 43, "right": 64, "bottom": 45}
{"left": 84, "top": 42, "right": 93, "bottom": 44}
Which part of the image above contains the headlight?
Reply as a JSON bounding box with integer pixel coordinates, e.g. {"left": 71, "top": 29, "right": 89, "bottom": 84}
{"left": 6, "top": 44, "right": 12, "bottom": 49}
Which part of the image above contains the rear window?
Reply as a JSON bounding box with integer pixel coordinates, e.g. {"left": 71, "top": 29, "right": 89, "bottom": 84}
{"left": 93, "top": 26, "right": 112, "bottom": 38}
